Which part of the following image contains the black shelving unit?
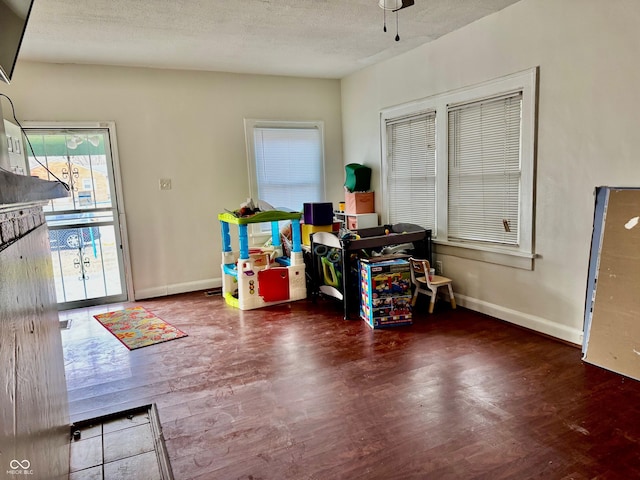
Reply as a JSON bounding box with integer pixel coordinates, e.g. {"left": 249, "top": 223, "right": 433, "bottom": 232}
{"left": 310, "top": 225, "right": 432, "bottom": 319}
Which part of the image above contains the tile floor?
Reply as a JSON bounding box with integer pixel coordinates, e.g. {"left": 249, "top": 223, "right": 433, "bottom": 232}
{"left": 69, "top": 410, "right": 162, "bottom": 480}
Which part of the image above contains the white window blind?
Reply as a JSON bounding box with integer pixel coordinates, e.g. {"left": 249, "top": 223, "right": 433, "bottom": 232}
{"left": 386, "top": 112, "right": 436, "bottom": 231}
{"left": 253, "top": 126, "right": 324, "bottom": 211}
{"left": 448, "top": 93, "right": 522, "bottom": 246}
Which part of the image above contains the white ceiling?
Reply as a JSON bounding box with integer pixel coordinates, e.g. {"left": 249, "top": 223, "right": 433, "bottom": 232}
{"left": 20, "top": 0, "right": 522, "bottom": 79}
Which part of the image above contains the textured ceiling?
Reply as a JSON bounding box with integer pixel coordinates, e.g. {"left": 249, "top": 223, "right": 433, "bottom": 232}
{"left": 19, "top": 0, "right": 522, "bottom": 79}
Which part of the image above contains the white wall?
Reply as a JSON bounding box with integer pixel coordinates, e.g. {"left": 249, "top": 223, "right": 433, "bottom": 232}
{"left": 0, "top": 62, "right": 343, "bottom": 299}
{"left": 341, "top": 0, "right": 640, "bottom": 344}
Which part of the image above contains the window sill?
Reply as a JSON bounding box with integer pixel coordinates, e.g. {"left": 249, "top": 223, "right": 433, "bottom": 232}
{"left": 433, "top": 240, "right": 535, "bottom": 270}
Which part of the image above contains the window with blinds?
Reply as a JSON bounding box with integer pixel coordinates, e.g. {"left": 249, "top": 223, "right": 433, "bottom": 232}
{"left": 381, "top": 68, "right": 535, "bottom": 265}
{"left": 385, "top": 112, "right": 436, "bottom": 231}
{"left": 447, "top": 93, "right": 523, "bottom": 246}
{"left": 251, "top": 125, "right": 324, "bottom": 212}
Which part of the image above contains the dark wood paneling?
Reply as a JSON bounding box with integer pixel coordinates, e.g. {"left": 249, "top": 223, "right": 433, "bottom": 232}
{"left": 0, "top": 223, "right": 70, "bottom": 480}
{"left": 0, "top": 270, "right": 17, "bottom": 470}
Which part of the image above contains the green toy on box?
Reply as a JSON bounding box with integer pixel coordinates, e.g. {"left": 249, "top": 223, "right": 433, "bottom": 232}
{"left": 344, "top": 163, "right": 371, "bottom": 193}
{"left": 344, "top": 163, "right": 374, "bottom": 215}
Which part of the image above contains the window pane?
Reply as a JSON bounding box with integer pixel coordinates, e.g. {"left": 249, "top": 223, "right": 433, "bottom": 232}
{"left": 448, "top": 95, "right": 522, "bottom": 245}
{"left": 253, "top": 127, "right": 323, "bottom": 212}
{"left": 27, "top": 131, "right": 113, "bottom": 212}
{"left": 386, "top": 113, "right": 436, "bottom": 231}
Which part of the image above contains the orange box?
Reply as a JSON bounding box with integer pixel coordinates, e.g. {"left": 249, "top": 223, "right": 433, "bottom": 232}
{"left": 345, "top": 191, "right": 375, "bottom": 214}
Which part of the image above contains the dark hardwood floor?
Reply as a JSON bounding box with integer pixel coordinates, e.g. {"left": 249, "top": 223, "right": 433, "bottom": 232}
{"left": 60, "top": 292, "right": 640, "bottom": 479}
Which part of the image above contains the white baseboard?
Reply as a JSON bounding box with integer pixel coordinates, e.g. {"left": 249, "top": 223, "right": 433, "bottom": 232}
{"left": 134, "top": 278, "right": 222, "bottom": 300}
{"left": 133, "top": 286, "right": 167, "bottom": 300}
{"left": 456, "top": 294, "right": 583, "bottom": 346}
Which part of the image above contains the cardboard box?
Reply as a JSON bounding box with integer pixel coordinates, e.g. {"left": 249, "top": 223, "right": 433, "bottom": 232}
{"left": 583, "top": 188, "right": 640, "bottom": 380}
{"left": 361, "top": 296, "right": 413, "bottom": 329}
{"left": 345, "top": 191, "right": 374, "bottom": 214}
{"left": 359, "top": 258, "right": 412, "bottom": 328}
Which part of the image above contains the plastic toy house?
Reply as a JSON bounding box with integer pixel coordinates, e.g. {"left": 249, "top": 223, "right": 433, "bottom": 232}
{"left": 219, "top": 210, "right": 306, "bottom": 310}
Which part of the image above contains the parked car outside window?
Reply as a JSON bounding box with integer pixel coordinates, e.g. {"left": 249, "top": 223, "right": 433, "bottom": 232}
{"left": 46, "top": 212, "right": 102, "bottom": 250}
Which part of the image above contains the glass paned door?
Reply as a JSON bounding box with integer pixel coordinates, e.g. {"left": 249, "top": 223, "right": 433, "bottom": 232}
{"left": 26, "top": 128, "right": 128, "bottom": 309}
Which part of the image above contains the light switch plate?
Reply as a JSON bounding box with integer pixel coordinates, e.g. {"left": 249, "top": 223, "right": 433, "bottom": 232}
{"left": 159, "top": 178, "right": 172, "bottom": 190}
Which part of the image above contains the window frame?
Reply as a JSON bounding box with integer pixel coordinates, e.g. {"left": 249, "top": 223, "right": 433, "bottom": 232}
{"left": 244, "top": 119, "right": 326, "bottom": 237}
{"left": 244, "top": 119, "right": 326, "bottom": 207}
{"left": 383, "top": 111, "right": 437, "bottom": 232}
{"left": 447, "top": 91, "right": 524, "bottom": 247}
{"left": 380, "top": 68, "right": 537, "bottom": 269}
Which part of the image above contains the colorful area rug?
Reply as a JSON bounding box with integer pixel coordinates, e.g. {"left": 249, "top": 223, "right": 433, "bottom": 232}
{"left": 94, "top": 306, "right": 188, "bottom": 350}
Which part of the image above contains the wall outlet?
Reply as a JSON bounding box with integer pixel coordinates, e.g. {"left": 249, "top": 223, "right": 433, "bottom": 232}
{"left": 159, "top": 178, "right": 172, "bottom": 190}
{"left": 435, "top": 260, "right": 443, "bottom": 275}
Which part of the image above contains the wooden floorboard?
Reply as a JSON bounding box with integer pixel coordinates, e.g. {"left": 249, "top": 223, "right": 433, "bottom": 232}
{"left": 60, "top": 291, "right": 640, "bottom": 479}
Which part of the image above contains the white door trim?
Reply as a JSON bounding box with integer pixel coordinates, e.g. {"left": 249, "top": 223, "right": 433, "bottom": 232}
{"left": 22, "top": 120, "right": 135, "bottom": 302}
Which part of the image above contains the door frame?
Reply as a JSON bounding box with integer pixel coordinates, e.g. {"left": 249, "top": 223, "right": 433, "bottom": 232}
{"left": 23, "top": 120, "right": 135, "bottom": 304}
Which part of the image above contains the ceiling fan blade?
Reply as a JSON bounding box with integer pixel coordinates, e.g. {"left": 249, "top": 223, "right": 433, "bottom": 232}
{"left": 392, "top": 0, "right": 415, "bottom": 12}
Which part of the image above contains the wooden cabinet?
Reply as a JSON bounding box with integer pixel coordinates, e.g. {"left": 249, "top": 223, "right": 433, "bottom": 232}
{"left": 1, "top": 153, "right": 70, "bottom": 478}
{"left": 1, "top": 211, "right": 70, "bottom": 479}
